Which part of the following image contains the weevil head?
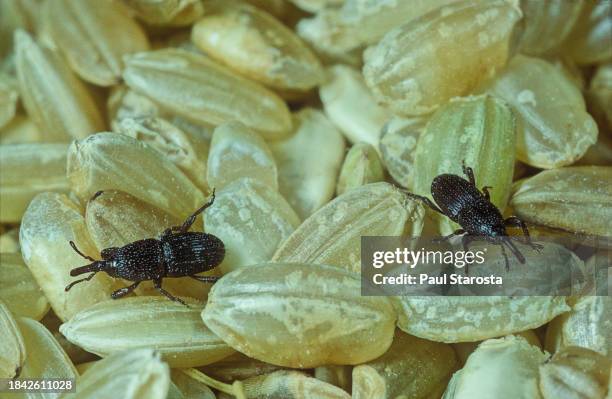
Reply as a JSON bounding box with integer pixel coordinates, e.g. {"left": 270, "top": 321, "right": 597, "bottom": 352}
{"left": 100, "top": 247, "right": 119, "bottom": 260}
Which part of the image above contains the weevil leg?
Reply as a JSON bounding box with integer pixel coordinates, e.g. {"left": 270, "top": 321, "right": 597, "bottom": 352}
{"left": 499, "top": 240, "right": 511, "bottom": 271}
{"left": 65, "top": 272, "right": 97, "bottom": 292}
{"left": 163, "top": 189, "right": 217, "bottom": 237}
{"left": 461, "top": 234, "right": 475, "bottom": 275}
{"left": 432, "top": 229, "right": 465, "bottom": 244}
{"left": 481, "top": 186, "right": 492, "bottom": 200}
{"left": 69, "top": 241, "right": 96, "bottom": 262}
{"left": 504, "top": 216, "right": 543, "bottom": 251}
{"left": 502, "top": 237, "right": 526, "bottom": 268}
{"left": 401, "top": 191, "right": 445, "bottom": 215}
{"left": 110, "top": 281, "right": 141, "bottom": 299}
{"left": 462, "top": 160, "right": 476, "bottom": 186}
{"left": 154, "top": 278, "right": 188, "bottom": 306}
{"left": 190, "top": 275, "right": 221, "bottom": 283}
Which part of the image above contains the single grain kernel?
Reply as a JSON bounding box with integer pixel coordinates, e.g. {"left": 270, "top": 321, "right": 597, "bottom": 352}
{"left": 202, "top": 262, "right": 396, "bottom": 368}
{"left": 412, "top": 95, "right": 516, "bottom": 234}
{"left": 85, "top": 190, "right": 214, "bottom": 301}
{"left": 442, "top": 336, "right": 547, "bottom": 399}
{"left": 207, "top": 122, "right": 278, "bottom": 191}
{"left": 19, "top": 192, "right": 117, "bottom": 321}
{"left": 539, "top": 346, "right": 610, "bottom": 399}
{"left": 14, "top": 30, "right": 105, "bottom": 140}
{"left": 562, "top": 0, "right": 612, "bottom": 65}
{"left": 0, "top": 253, "right": 49, "bottom": 320}
{"left": 0, "top": 303, "right": 26, "bottom": 379}
{"left": 545, "top": 296, "right": 612, "bottom": 357}
{"left": 485, "top": 55, "right": 598, "bottom": 168}
{"left": 273, "top": 182, "right": 424, "bottom": 273}
{"left": 236, "top": 371, "right": 351, "bottom": 399}
{"left": 123, "top": 49, "right": 292, "bottom": 140}
{"left": 16, "top": 317, "right": 78, "bottom": 384}
{"left": 510, "top": 166, "right": 612, "bottom": 237}
{"left": 192, "top": 2, "right": 323, "bottom": 91}
{"left": 45, "top": 0, "right": 149, "bottom": 86}
{"left": 204, "top": 178, "right": 300, "bottom": 273}
{"left": 270, "top": 108, "right": 345, "bottom": 219}
{"left": 336, "top": 142, "right": 384, "bottom": 195}
{"left": 393, "top": 296, "right": 569, "bottom": 343}
{"left": 0, "top": 143, "right": 70, "bottom": 223}
{"left": 352, "top": 330, "right": 458, "bottom": 399}
{"left": 67, "top": 132, "right": 205, "bottom": 221}
{"left": 116, "top": 117, "right": 208, "bottom": 191}
{"left": 75, "top": 349, "right": 170, "bottom": 399}
{"left": 123, "top": 0, "right": 204, "bottom": 26}
{"left": 453, "top": 330, "right": 542, "bottom": 365}
{"left": 60, "top": 297, "right": 234, "bottom": 368}
{"left": 199, "top": 352, "right": 286, "bottom": 383}
{"left": 363, "top": 0, "right": 521, "bottom": 115}
{"left": 297, "top": 0, "right": 460, "bottom": 55}
{"left": 319, "top": 65, "right": 392, "bottom": 147}
{"left": 518, "top": 0, "right": 584, "bottom": 55}
{"left": 378, "top": 115, "right": 428, "bottom": 188}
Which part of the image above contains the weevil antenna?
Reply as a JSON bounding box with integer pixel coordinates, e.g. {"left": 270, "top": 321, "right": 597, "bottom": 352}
{"left": 65, "top": 272, "right": 98, "bottom": 291}
{"left": 69, "top": 240, "right": 96, "bottom": 262}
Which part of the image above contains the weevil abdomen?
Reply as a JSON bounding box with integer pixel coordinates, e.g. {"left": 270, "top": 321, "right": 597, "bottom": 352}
{"left": 431, "top": 174, "right": 482, "bottom": 221}
{"left": 162, "top": 232, "right": 225, "bottom": 277}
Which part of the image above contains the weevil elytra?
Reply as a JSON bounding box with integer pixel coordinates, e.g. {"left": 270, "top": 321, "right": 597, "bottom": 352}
{"left": 404, "top": 161, "right": 542, "bottom": 272}
{"left": 65, "top": 190, "right": 224, "bottom": 306}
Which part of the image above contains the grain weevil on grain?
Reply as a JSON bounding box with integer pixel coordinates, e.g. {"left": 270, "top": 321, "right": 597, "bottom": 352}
{"left": 403, "top": 161, "right": 542, "bottom": 272}
{"left": 65, "top": 190, "right": 224, "bottom": 305}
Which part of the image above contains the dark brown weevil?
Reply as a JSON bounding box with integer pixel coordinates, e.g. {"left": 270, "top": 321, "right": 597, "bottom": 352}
{"left": 404, "top": 161, "right": 542, "bottom": 272}
{"left": 65, "top": 190, "right": 223, "bottom": 306}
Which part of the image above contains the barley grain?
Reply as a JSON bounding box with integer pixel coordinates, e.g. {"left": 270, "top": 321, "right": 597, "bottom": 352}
{"left": 0, "top": 143, "right": 70, "bottom": 223}
{"left": 60, "top": 297, "right": 234, "bottom": 368}
{"left": 0, "top": 253, "right": 49, "bottom": 320}
{"left": 363, "top": 0, "right": 521, "bottom": 115}
{"left": 207, "top": 122, "right": 278, "bottom": 191}
{"left": 270, "top": 108, "right": 345, "bottom": 219}
{"left": 202, "top": 262, "right": 396, "bottom": 368}
{"left": 204, "top": 178, "right": 300, "bottom": 273}
{"left": 192, "top": 2, "right": 323, "bottom": 91}
{"left": 123, "top": 49, "right": 292, "bottom": 140}
{"left": 45, "top": 0, "right": 149, "bottom": 86}
{"left": 14, "top": 30, "right": 105, "bottom": 140}
{"left": 0, "top": 303, "right": 26, "bottom": 379}
{"left": 273, "top": 182, "right": 424, "bottom": 273}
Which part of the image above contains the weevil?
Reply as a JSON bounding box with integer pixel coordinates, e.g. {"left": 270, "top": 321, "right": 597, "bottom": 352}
{"left": 404, "top": 161, "right": 541, "bottom": 272}
{"left": 65, "top": 190, "right": 223, "bottom": 306}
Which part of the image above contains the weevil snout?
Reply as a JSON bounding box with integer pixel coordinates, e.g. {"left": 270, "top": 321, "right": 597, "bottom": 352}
{"left": 69, "top": 261, "right": 108, "bottom": 277}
